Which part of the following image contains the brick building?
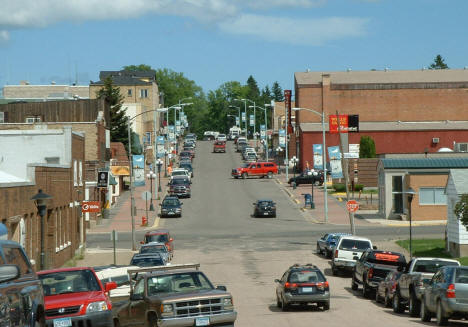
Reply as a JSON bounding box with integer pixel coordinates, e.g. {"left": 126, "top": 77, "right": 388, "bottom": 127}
{"left": 294, "top": 69, "right": 468, "bottom": 170}
{"left": 3, "top": 81, "right": 89, "bottom": 100}
{"left": 0, "top": 127, "right": 85, "bottom": 269}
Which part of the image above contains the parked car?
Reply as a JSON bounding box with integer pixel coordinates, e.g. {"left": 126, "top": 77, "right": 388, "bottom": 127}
{"left": 352, "top": 249, "right": 406, "bottom": 298}
{"left": 179, "top": 151, "right": 193, "bottom": 160}
{"left": 139, "top": 242, "right": 171, "bottom": 263}
{"left": 316, "top": 233, "right": 351, "bottom": 258}
{"left": 130, "top": 253, "right": 166, "bottom": 267}
{"left": 168, "top": 176, "right": 191, "bottom": 198}
{"left": 160, "top": 196, "right": 183, "bottom": 217}
{"left": 375, "top": 270, "right": 403, "bottom": 307}
{"left": 252, "top": 199, "right": 276, "bottom": 218}
{"left": 213, "top": 141, "right": 226, "bottom": 153}
{"left": 142, "top": 229, "right": 174, "bottom": 259}
{"left": 96, "top": 265, "right": 138, "bottom": 303}
{"left": 331, "top": 236, "right": 374, "bottom": 275}
{"left": 393, "top": 257, "right": 460, "bottom": 316}
{"left": 37, "top": 267, "right": 117, "bottom": 327}
{"left": 235, "top": 137, "right": 246, "bottom": 145}
{"left": 232, "top": 162, "right": 278, "bottom": 179}
{"left": 171, "top": 168, "right": 191, "bottom": 181}
{"left": 236, "top": 141, "right": 247, "bottom": 152}
{"left": 217, "top": 134, "right": 227, "bottom": 142}
{"left": 289, "top": 171, "right": 324, "bottom": 186}
{"left": 112, "top": 264, "right": 237, "bottom": 327}
{"left": 179, "top": 162, "right": 193, "bottom": 177}
{"left": 275, "top": 263, "right": 330, "bottom": 311}
{"left": 244, "top": 153, "right": 257, "bottom": 163}
{"left": 420, "top": 265, "right": 468, "bottom": 325}
{"left": 0, "top": 240, "right": 45, "bottom": 327}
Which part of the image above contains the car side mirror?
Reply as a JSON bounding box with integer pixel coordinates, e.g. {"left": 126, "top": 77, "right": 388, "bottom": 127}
{"left": 130, "top": 292, "right": 144, "bottom": 301}
{"left": 216, "top": 285, "right": 227, "bottom": 291}
{"left": 0, "top": 265, "right": 20, "bottom": 283}
{"left": 105, "top": 281, "right": 117, "bottom": 292}
{"left": 373, "top": 246, "right": 377, "bottom": 250}
{"left": 274, "top": 279, "right": 281, "bottom": 283}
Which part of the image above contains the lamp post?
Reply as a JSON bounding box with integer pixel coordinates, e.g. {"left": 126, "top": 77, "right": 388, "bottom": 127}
{"left": 157, "top": 159, "right": 163, "bottom": 192}
{"left": 276, "top": 146, "right": 283, "bottom": 174}
{"left": 292, "top": 107, "right": 328, "bottom": 223}
{"left": 235, "top": 99, "right": 248, "bottom": 139}
{"left": 291, "top": 156, "right": 298, "bottom": 179}
{"left": 229, "top": 105, "right": 241, "bottom": 129}
{"left": 405, "top": 187, "right": 416, "bottom": 259}
{"left": 31, "top": 189, "right": 53, "bottom": 270}
{"left": 147, "top": 171, "right": 156, "bottom": 211}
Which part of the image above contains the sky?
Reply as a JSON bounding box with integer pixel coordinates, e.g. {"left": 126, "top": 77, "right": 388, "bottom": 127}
{"left": 0, "top": 0, "right": 467, "bottom": 95}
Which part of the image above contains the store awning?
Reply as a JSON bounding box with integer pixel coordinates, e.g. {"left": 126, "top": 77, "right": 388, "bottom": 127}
{"left": 110, "top": 166, "right": 130, "bottom": 176}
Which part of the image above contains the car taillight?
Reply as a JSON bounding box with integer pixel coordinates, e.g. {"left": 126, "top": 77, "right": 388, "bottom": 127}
{"left": 284, "top": 282, "right": 298, "bottom": 290}
{"left": 446, "top": 284, "right": 456, "bottom": 298}
{"left": 316, "top": 281, "right": 329, "bottom": 291}
{"left": 368, "top": 268, "right": 374, "bottom": 279}
{"left": 335, "top": 250, "right": 338, "bottom": 258}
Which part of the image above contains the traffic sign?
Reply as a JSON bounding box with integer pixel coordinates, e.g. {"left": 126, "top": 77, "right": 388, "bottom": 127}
{"left": 81, "top": 201, "right": 101, "bottom": 213}
{"left": 346, "top": 200, "right": 359, "bottom": 212}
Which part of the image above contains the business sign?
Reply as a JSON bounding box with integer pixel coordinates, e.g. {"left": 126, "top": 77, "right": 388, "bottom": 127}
{"left": 157, "top": 136, "right": 165, "bottom": 158}
{"left": 327, "top": 146, "right": 343, "bottom": 179}
{"left": 81, "top": 201, "right": 101, "bottom": 213}
{"left": 168, "top": 125, "right": 175, "bottom": 143}
{"left": 329, "top": 115, "right": 349, "bottom": 133}
{"left": 260, "top": 125, "right": 266, "bottom": 139}
{"left": 313, "top": 144, "right": 323, "bottom": 168}
{"left": 132, "top": 155, "right": 145, "bottom": 186}
{"left": 249, "top": 114, "right": 255, "bottom": 127}
{"left": 279, "top": 129, "right": 286, "bottom": 148}
{"left": 242, "top": 112, "right": 246, "bottom": 122}
{"left": 175, "top": 120, "right": 181, "bottom": 134}
{"left": 97, "top": 171, "right": 108, "bottom": 188}
{"left": 284, "top": 90, "right": 292, "bottom": 133}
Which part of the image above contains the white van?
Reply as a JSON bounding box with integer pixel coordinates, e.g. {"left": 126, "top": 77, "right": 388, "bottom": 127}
{"left": 331, "top": 235, "right": 374, "bottom": 275}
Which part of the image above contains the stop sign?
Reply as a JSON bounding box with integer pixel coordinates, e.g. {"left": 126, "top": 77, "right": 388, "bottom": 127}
{"left": 346, "top": 200, "right": 359, "bottom": 213}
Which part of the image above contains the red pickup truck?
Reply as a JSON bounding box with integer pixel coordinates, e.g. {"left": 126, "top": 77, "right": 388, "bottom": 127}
{"left": 232, "top": 162, "right": 278, "bottom": 179}
{"left": 213, "top": 141, "right": 226, "bottom": 153}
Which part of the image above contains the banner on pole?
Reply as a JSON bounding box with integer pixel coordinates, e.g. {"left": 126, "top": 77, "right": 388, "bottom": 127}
{"left": 168, "top": 125, "right": 175, "bottom": 143}
{"left": 235, "top": 117, "right": 240, "bottom": 126}
{"left": 242, "top": 112, "right": 246, "bottom": 122}
{"left": 249, "top": 114, "right": 255, "bottom": 127}
{"left": 260, "top": 125, "right": 266, "bottom": 139}
{"left": 132, "top": 155, "right": 145, "bottom": 186}
{"left": 279, "top": 129, "right": 286, "bottom": 148}
{"left": 157, "top": 136, "right": 165, "bottom": 158}
{"left": 327, "top": 146, "right": 343, "bottom": 179}
{"left": 313, "top": 144, "right": 323, "bottom": 168}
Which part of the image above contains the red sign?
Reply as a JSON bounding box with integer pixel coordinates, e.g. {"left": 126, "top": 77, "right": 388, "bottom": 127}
{"left": 329, "top": 115, "right": 349, "bottom": 133}
{"left": 284, "top": 90, "right": 293, "bottom": 134}
{"left": 81, "top": 201, "right": 101, "bottom": 213}
{"left": 346, "top": 200, "right": 359, "bottom": 212}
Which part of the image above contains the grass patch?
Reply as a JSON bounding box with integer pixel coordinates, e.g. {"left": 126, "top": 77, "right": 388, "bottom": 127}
{"left": 396, "top": 239, "right": 468, "bottom": 264}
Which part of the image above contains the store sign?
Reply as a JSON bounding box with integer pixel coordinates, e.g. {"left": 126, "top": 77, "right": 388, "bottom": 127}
{"left": 97, "top": 171, "right": 108, "bottom": 188}
{"left": 81, "top": 201, "right": 101, "bottom": 213}
{"left": 329, "top": 115, "right": 348, "bottom": 133}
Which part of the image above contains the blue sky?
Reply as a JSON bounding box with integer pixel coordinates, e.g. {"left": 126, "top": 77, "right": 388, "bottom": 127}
{"left": 0, "top": 0, "right": 467, "bottom": 95}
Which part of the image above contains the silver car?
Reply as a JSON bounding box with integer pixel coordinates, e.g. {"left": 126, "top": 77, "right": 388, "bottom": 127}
{"left": 139, "top": 242, "right": 171, "bottom": 263}
{"left": 420, "top": 266, "right": 468, "bottom": 325}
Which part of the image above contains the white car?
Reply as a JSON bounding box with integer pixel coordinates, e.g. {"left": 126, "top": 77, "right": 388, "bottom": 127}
{"left": 96, "top": 265, "right": 139, "bottom": 301}
{"left": 331, "top": 235, "right": 374, "bottom": 275}
{"left": 171, "top": 168, "right": 191, "bottom": 181}
{"left": 217, "top": 134, "right": 227, "bottom": 142}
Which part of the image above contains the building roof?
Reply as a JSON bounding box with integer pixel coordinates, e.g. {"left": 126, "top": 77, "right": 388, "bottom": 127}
{"left": 448, "top": 169, "right": 468, "bottom": 194}
{"left": 91, "top": 70, "right": 156, "bottom": 86}
{"left": 295, "top": 69, "right": 468, "bottom": 86}
{"left": 381, "top": 158, "right": 468, "bottom": 169}
{"left": 300, "top": 120, "right": 468, "bottom": 132}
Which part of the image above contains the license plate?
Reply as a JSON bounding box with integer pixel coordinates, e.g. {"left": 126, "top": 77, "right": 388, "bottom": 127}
{"left": 264, "top": 212, "right": 269, "bottom": 215}
{"left": 302, "top": 287, "right": 313, "bottom": 293}
{"left": 168, "top": 212, "right": 175, "bottom": 215}
{"left": 195, "top": 316, "right": 210, "bottom": 326}
{"left": 53, "top": 318, "right": 72, "bottom": 327}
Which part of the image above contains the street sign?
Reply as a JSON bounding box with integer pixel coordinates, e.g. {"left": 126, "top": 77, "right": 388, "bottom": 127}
{"left": 97, "top": 171, "right": 108, "bottom": 188}
{"left": 81, "top": 201, "right": 101, "bottom": 213}
{"left": 346, "top": 200, "right": 359, "bottom": 212}
{"left": 141, "top": 191, "right": 152, "bottom": 200}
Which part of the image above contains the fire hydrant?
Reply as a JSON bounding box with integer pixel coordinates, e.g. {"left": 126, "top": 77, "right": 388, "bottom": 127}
{"left": 141, "top": 216, "right": 148, "bottom": 226}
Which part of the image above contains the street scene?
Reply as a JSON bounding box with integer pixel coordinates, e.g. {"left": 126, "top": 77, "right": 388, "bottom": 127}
{"left": 1, "top": 1, "right": 468, "bottom": 327}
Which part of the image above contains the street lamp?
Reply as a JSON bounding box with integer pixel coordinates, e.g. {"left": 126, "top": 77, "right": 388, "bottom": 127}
{"left": 291, "top": 156, "right": 299, "bottom": 179}
{"left": 292, "top": 107, "right": 328, "bottom": 223}
{"left": 276, "top": 146, "right": 283, "bottom": 174}
{"left": 156, "top": 159, "right": 163, "bottom": 192}
{"left": 31, "top": 189, "right": 53, "bottom": 270}
{"left": 235, "top": 99, "right": 249, "bottom": 139}
{"left": 229, "top": 105, "right": 241, "bottom": 128}
{"left": 405, "top": 187, "right": 416, "bottom": 259}
{"left": 252, "top": 105, "right": 271, "bottom": 161}
{"left": 147, "top": 171, "right": 156, "bottom": 211}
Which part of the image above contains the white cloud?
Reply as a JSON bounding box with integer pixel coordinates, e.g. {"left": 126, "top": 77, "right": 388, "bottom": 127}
{"left": 218, "top": 14, "right": 369, "bottom": 45}
{"left": 239, "top": 0, "right": 327, "bottom": 10}
{"left": 0, "top": 30, "right": 9, "bottom": 43}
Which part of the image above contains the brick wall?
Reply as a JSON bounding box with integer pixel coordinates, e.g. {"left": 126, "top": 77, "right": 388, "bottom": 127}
{"left": 408, "top": 174, "right": 448, "bottom": 221}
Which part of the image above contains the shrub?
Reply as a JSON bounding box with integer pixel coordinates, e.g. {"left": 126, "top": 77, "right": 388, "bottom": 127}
{"left": 332, "top": 183, "right": 364, "bottom": 192}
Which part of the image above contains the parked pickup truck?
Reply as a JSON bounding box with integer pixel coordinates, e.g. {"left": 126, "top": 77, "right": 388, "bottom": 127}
{"left": 392, "top": 257, "right": 460, "bottom": 316}
{"left": 352, "top": 249, "right": 406, "bottom": 298}
{"left": 112, "top": 263, "right": 237, "bottom": 327}
{"left": 0, "top": 240, "right": 45, "bottom": 326}
{"left": 213, "top": 141, "right": 226, "bottom": 153}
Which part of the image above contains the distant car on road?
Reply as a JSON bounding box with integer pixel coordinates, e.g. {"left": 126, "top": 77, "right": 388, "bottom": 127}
{"left": 143, "top": 229, "right": 174, "bottom": 259}
{"left": 160, "top": 196, "right": 183, "bottom": 217}
{"left": 168, "top": 176, "right": 191, "bottom": 198}
{"left": 316, "top": 232, "right": 351, "bottom": 258}
{"left": 213, "top": 140, "right": 226, "bottom": 153}
{"left": 275, "top": 263, "right": 330, "bottom": 311}
{"left": 130, "top": 253, "right": 166, "bottom": 267}
{"left": 217, "top": 134, "right": 227, "bottom": 142}
{"left": 252, "top": 199, "right": 276, "bottom": 218}
{"left": 232, "top": 162, "right": 278, "bottom": 179}
{"left": 139, "top": 242, "right": 171, "bottom": 263}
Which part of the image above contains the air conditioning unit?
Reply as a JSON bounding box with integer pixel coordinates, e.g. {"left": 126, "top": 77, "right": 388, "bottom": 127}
{"left": 432, "top": 137, "right": 440, "bottom": 144}
{"left": 455, "top": 143, "right": 468, "bottom": 152}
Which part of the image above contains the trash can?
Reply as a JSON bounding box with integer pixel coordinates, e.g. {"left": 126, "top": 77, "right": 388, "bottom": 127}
{"left": 303, "top": 193, "right": 315, "bottom": 209}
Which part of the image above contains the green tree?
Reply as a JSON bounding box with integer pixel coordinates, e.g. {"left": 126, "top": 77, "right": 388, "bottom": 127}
{"left": 272, "top": 81, "right": 284, "bottom": 102}
{"left": 429, "top": 55, "right": 449, "bottom": 70}
{"left": 123, "top": 64, "right": 155, "bottom": 73}
{"left": 246, "top": 75, "right": 260, "bottom": 100}
{"left": 454, "top": 194, "right": 468, "bottom": 229}
{"left": 359, "top": 136, "right": 376, "bottom": 158}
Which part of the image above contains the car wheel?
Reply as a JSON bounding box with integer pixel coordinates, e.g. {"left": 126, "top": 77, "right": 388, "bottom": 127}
{"left": 281, "top": 296, "right": 289, "bottom": 311}
{"left": 316, "top": 244, "right": 322, "bottom": 254}
{"left": 113, "top": 319, "right": 121, "bottom": 327}
{"left": 436, "top": 300, "right": 448, "bottom": 326}
{"left": 384, "top": 291, "right": 392, "bottom": 308}
{"left": 420, "top": 297, "right": 431, "bottom": 322}
{"left": 242, "top": 173, "right": 247, "bottom": 179}
{"left": 272, "top": 214, "right": 276, "bottom": 218}
{"left": 325, "top": 249, "right": 331, "bottom": 258}
{"left": 409, "top": 290, "right": 421, "bottom": 317}
{"left": 375, "top": 289, "right": 380, "bottom": 303}
{"left": 276, "top": 295, "right": 281, "bottom": 308}
{"left": 362, "top": 280, "right": 371, "bottom": 298}
{"left": 350, "top": 275, "right": 358, "bottom": 290}
{"left": 332, "top": 264, "right": 338, "bottom": 276}
{"left": 393, "top": 291, "right": 404, "bottom": 313}
{"left": 267, "top": 172, "right": 273, "bottom": 179}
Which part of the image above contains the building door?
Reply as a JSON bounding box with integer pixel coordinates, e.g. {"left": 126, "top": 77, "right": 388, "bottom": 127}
{"left": 392, "top": 176, "right": 403, "bottom": 214}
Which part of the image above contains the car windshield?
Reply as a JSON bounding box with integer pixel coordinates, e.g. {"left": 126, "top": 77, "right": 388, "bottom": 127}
{"left": 146, "top": 234, "right": 169, "bottom": 243}
{"left": 147, "top": 272, "right": 214, "bottom": 295}
{"left": 163, "top": 198, "right": 180, "bottom": 206}
{"left": 130, "top": 256, "right": 164, "bottom": 267}
{"left": 413, "top": 260, "right": 459, "bottom": 273}
{"left": 288, "top": 270, "right": 325, "bottom": 283}
{"left": 339, "top": 239, "right": 371, "bottom": 251}
{"left": 180, "top": 164, "right": 192, "bottom": 170}
{"left": 258, "top": 201, "right": 273, "bottom": 206}
{"left": 39, "top": 269, "right": 101, "bottom": 295}
{"left": 140, "top": 245, "right": 168, "bottom": 254}
{"left": 171, "top": 179, "right": 189, "bottom": 185}
{"left": 172, "top": 171, "right": 186, "bottom": 176}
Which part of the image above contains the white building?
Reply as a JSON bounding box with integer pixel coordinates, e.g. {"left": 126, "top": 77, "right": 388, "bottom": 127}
{"left": 446, "top": 169, "right": 468, "bottom": 257}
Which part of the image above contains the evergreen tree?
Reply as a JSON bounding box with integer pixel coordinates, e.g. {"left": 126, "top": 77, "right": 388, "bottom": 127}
{"left": 359, "top": 136, "right": 376, "bottom": 158}
{"left": 123, "top": 64, "right": 154, "bottom": 73}
{"left": 429, "top": 55, "right": 449, "bottom": 70}
{"left": 246, "top": 75, "right": 260, "bottom": 100}
{"left": 272, "top": 81, "right": 284, "bottom": 101}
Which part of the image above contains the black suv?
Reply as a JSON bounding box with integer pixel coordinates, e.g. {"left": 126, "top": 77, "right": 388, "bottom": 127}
{"left": 0, "top": 240, "right": 45, "bottom": 326}
{"left": 275, "top": 263, "right": 330, "bottom": 311}
{"left": 168, "top": 176, "right": 191, "bottom": 198}
{"left": 160, "top": 196, "right": 183, "bottom": 217}
{"left": 288, "top": 171, "right": 324, "bottom": 186}
{"left": 252, "top": 199, "right": 276, "bottom": 218}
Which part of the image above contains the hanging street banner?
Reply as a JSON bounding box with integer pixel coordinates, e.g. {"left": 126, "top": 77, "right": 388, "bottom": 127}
{"left": 157, "top": 136, "right": 165, "bottom": 158}
{"left": 249, "top": 114, "right": 255, "bottom": 127}
{"left": 260, "top": 125, "right": 266, "bottom": 139}
{"left": 168, "top": 125, "right": 175, "bottom": 143}
{"left": 175, "top": 120, "right": 181, "bottom": 134}
{"left": 235, "top": 116, "right": 240, "bottom": 126}
{"left": 313, "top": 144, "right": 323, "bottom": 169}
{"left": 242, "top": 112, "right": 246, "bottom": 122}
{"left": 132, "top": 155, "right": 145, "bottom": 186}
{"left": 279, "top": 129, "right": 286, "bottom": 148}
{"left": 327, "top": 146, "right": 344, "bottom": 179}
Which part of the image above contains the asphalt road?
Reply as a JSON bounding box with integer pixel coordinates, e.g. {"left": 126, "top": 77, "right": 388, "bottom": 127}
{"left": 86, "top": 140, "right": 452, "bottom": 327}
